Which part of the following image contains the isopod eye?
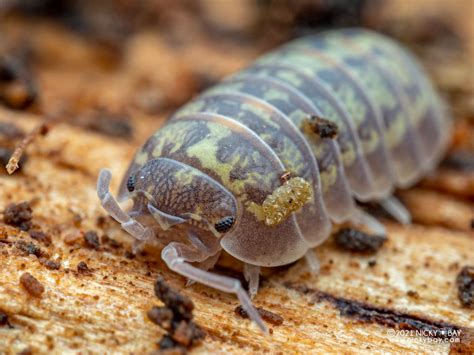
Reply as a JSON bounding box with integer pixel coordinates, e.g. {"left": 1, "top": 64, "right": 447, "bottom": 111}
{"left": 127, "top": 174, "right": 136, "bottom": 192}
{"left": 214, "top": 216, "right": 235, "bottom": 233}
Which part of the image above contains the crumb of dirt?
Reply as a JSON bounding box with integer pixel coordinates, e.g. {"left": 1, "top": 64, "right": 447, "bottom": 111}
{"left": 0, "top": 310, "right": 13, "bottom": 328}
{"left": 124, "top": 250, "right": 136, "bottom": 259}
{"left": 171, "top": 320, "right": 205, "bottom": 347}
{"left": 101, "top": 234, "right": 122, "bottom": 249}
{"left": 368, "top": 260, "right": 377, "bottom": 267}
{"left": 150, "top": 277, "right": 205, "bottom": 352}
{"left": 77, "top": 261, "right": 92, "bottom": 274}
{"left": 2, "top": 201, "right": 33, "bottom": 231}
{"left": 29, "top": 230, "right": 52, "bottom": 245}
{"left": 19, "top": 272, "right": 45, "bottom": 297}
{"left": 334, "top": 228, "right": 387, "bottom": 253}
{"left": 147, "top": 306, "right": 173, "bottom": 330}
{"left": 154, "top": 277, "right": 194, "bottom": 321}
{"left": 83, "top": 230, "right": 100, "bottom": 250}
{"left": 305, "top": 115, "right": 339, "bottom": 139}
{"left": 406, "top": 290, "right": 420, "bottom": 299}
{"left": 156, "top": 335, "right": 186, "bottom": 354}
{"left": 39, "top": 258, "right": 61, "bottom": 270}
{"left": 15, "top": 240, "right": 45, "bottom": 258}
{"left": 456, "top": 266, "right": 474, "bottom": 308}
{"left": 234, "top": 305, "right": 284, "bottom": 326}
{"left": 63, "top": 230, "right": 84, "bottom": 245}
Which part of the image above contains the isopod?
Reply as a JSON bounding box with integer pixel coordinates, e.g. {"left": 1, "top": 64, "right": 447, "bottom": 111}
{"left": 97, "top": 28, "right": 451, "bottom": 332}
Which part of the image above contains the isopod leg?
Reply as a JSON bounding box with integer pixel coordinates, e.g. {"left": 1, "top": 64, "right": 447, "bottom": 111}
{"left": 161, "top": 244, "right": 268, "bottom": 333}
{"left": 147, "top": 203, "right": 186, "bottom": 230}
{"left": 304, "top": 249, "right": 321, "bottom": 274}
{"left": 243, "top": 263, "right": 261, "bottom": 299}
{"left": 379, "top": 196, "right": 412, "bottom": 225}
{"left": 350, "top": 208, "right": 386, "bottom": 236}
{"left": 97, "top": 169, "right": 154, "bottom": 242}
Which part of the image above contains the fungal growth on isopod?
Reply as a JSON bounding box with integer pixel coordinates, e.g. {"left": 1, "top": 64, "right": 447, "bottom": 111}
{"left": 97, "top": 29, "right": 451, "bottom": 332}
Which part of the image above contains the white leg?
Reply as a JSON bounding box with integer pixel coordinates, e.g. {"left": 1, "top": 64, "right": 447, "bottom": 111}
{"left": 380, "top": 196, "right": 412, "bottom": 225}
{"left": 162, "top": 244, "right": 268, "bottom": 333}
{"left": 350, "top": 208, "right": 386, "bottom": 236}
{"left": 97, "top": 169, "right": 154, "bottom": 242}
{"left": 304, "top": 249, "right": 320, "bottom": 274}
{"left": 243, "top": 263, "right": 260, "bottom": 299}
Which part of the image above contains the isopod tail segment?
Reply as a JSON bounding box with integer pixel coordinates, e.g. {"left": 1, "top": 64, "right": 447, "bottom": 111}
{"left": 96, "top": 168, "right": 268, "bottom": 333}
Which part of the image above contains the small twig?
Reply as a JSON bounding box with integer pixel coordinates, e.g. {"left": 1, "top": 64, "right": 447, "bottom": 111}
{"left": 6, "top": 120, "right": 51, "bottom": 174}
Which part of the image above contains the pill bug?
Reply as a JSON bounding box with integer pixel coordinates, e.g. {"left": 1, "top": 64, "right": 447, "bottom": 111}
{"left": 97, "top": 28, "right": 451, "bottom": 332}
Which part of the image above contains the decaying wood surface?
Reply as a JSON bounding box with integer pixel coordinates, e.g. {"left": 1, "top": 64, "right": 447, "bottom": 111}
{"left": 0, "top": 0, "right": 472, "bottom": 353}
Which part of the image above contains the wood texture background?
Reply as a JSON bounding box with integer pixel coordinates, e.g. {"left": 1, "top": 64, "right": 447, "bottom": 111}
{"left": 0, "top": 0, "right": 472, "bottom": 353}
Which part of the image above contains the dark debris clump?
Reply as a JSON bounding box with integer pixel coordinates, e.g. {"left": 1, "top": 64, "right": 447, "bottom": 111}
{"left": 83, "top": 230, "right": 100, "bottom": 250}
{"left": 308, "top": 115, "right": 339, "bottom": 139}
{"left": 2, "top": 201, "right": 33, "bottom": 231}
{"left": 15, "top": 240, "right": 45, "bottom": 258}
{"left": 77, "top": 261, "right": 92, "bottom": 274}
{"left": 148, "top": 277, "right": 205, "bottom": 353}
{"left": 456, "top": 266, "right": 474, "bottom": 308}
{"left": 0, "top": 310, "right": 13, "bottom": 328}
{"left": 234, "top": 305, "right": 284, "bottom": 326}
{"left": 19, "top": 272, "right": 44, "bottom": 297}
{"left": 29, "top": 230, "right": 52, "bottom": 245}
{"left": 334, "top": 228, "right": 387, "bottom": 253}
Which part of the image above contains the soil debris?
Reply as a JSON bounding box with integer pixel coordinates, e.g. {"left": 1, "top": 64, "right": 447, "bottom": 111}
{"left": 334, "top": 228, "right": 387, "bottom": 253}
{"left": 0, "top": 310, "right": 13, "bottom": 328}
{"left": 19, "top": 272, "right": 45, "bottom": 297}
{"left": 149, "top": 277, "right": 205, "bottom": 352}
{"left": 39, "top": 258, "right": 61, "bottom": 270}
{"left": 456, "top": 266, "right": 474, "bottom": 308}
{"left": 306, "top": 115, "right": 339, "bottom": 139}
{"left": 3, "top": 201, "right": 33, "bottom": 231}
{"left": 235, "top": 305, "right": 284, "bottom": 326}
{"left": 29, "top": 230, "right": 52, "bottom": 245}
{"left": 83, "top": 230, "right": 100, "bottom": 250}
{"left": 77, "top": 261, "right": 92, "bottom": 274}
{"left": 15, "top": 240, "right": 45, "bottom": 258}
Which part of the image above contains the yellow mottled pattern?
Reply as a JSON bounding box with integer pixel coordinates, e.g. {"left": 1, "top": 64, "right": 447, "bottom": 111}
{"left": 262, "top": 87, "right": 291, "bottom": 102}
{"left": 343, "top": 33, "right": 430, "bottom": 127}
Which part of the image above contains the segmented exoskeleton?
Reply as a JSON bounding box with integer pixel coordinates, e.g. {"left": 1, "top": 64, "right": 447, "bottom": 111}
{"left": 97, "top": 28, "right": 451, "bottom": 332}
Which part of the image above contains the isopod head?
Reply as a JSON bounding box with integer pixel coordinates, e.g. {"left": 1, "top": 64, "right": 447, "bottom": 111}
{"left": 127, "top": 158, "right": 239, "bottom": 237}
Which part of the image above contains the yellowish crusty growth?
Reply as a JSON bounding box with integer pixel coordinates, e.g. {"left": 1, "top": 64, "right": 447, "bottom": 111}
{"left": 261, "top": 177, "right": 312, "bottom": 226}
